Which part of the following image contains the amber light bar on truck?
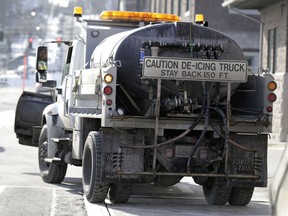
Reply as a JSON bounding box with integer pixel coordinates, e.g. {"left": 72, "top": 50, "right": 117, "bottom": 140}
{"left": 100, "top": 10, "right": 180, "bottom": 22}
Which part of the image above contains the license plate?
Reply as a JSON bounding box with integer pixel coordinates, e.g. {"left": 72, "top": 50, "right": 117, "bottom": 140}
{"left": 142, "top": 56, "right": 247, "bottom": 82}
{"left": 175, "top": 145, "right": 194, "bottom": 158}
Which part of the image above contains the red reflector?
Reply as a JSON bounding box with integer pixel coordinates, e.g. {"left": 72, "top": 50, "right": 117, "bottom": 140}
{"left": 103, "top": 86, "right": 113, "bottom": 95}
{"left": 267, "top": 106, "right": 273, "bottom": 112}
{"left": 106, "top": 99, "right": 112, "bottom": 106}
{"left": 268, "top": 93, "right": 277, "bottom": 102}
{"left": 164, "top": 148, "right": 174, "bottom": 159}
{"left": 198, "top": 148, "right": 208, "bottom": 160}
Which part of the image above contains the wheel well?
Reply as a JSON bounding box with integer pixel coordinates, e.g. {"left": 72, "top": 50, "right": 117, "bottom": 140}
{"left": 41, "top": 115, "right": 47, "bottom": 125}
{"left": 82, "top": 118, "right": 101, "bottom": 147}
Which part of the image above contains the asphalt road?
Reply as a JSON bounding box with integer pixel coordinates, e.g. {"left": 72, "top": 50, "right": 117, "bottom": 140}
{"left": 0, "top": 74, "right": 87, "bottom": 216}
{"left": 0, "top": 73, "right": 285, "bottom": 216}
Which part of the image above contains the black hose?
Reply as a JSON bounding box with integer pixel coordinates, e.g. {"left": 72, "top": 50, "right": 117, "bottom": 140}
{"left": 187, "top": 82, "right": 210, "bottom": 172}
{"left": 122, "top": 80, "right": 208, "bottom": 150}
{"left": 210, "top": 107, "right": 229, "bottom": 150}
{"left": 209, "top": 107, "right": 255, "bottom": 153}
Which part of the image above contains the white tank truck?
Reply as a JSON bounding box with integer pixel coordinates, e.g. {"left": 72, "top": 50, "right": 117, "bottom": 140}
{"left": 14, "top": 8, "right": 277, "bottom": 206}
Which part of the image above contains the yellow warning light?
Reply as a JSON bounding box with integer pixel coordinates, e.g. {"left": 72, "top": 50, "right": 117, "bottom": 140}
{"left": 195, "top": 14, "right": 204, "bottom": 23}
{"left": 104, "top": 74, "right": 113, "bottom": 83}
{"left": 268, "top": 81, "right": 277, "bottom": 91}
{"left": 74, "top": 7, "right": 83, "bottom": 17}
{"left": 100, "top": 11, "right": 180, "bottom": 23}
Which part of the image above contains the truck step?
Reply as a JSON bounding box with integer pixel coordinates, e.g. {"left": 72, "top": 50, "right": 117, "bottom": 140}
{"left": 51, "top": 137, "right": 70, "bottom": 143}
{"left": 69, "top": 107, "right": 100, "bottom": 115}
{"left": 44, "top": 157, "right": 61, "bottom": 163}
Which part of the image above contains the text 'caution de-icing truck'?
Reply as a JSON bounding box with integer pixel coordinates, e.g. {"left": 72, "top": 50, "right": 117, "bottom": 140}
{"left": 14, "top": 8, "right": 277, "bottom": 206}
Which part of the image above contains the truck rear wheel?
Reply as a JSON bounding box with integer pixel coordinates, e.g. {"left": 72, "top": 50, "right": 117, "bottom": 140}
{"left": 202, "top": 178, "right": 231, "bottom": 205}
{"left": 82, "top": 131, "right": 109, "bottom": 203}
{"left": 228, "top": 187, "right": 254, "bottom": 206}
{"left": 108, "top": 183, "right": 132, "bottom": 203}
{"left": 38, "top": 125, "right": 67, "bottom": 183}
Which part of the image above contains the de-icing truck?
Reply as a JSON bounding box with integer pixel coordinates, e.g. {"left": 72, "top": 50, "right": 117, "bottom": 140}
{"left": 14, "top": 8, "right": 277, "bottom": 206}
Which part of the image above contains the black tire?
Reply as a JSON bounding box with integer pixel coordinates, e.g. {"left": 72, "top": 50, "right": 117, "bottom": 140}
{"left": 202, "top": 178, "right": 231, "bottom": 205}
{"left": 82, "top": 131, "right": 109, "bottom": 203}
{"left": 108, "top": 184, "right": 132, "bottom": 203}
{"left": 38, "top": 125, "right": 67, "bottom": 183}
{"left": 228, "top": 187, "right": 254, "bottom": 206}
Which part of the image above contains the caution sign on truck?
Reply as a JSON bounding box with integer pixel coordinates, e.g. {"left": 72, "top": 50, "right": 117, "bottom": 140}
{"left": 142, "top": 56, "right": 248, "bottom": 82}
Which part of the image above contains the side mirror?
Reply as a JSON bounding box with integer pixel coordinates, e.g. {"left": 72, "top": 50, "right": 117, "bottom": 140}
{"left": 36, "top": 46, "right": 48, "bottom": 72}
{"left": 36, "top": 71, "right": 47, "bottom": 83}
{"left": 42, "top": 80, "right": 57, "bottom": 88}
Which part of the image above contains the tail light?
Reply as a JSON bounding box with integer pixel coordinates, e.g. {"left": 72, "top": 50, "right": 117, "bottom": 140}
{"left": 266, "top": 81, "right": 277, "bottom": 113}
{"left": 103, "top": 73, "right": 114, "bottom": 108}
{"left": 268, "top": 81, "right": 277, "bottom": 91}
{"left": 268, "top": 93, "right": 277, "bottom": 102}
{"left": 104, "top": 74, "right": 113, "bottom": 83}
{"left": 165, "top": 148, "right": 174, "bottom": 159}
{"left": 103, "top": 86, "right": 113, "bottom": 95}
{"left": 267, "top": 106, "right": 273, "bottom": 112}
{"left": 106, "top": 99, "right": 113, "bottom": 106}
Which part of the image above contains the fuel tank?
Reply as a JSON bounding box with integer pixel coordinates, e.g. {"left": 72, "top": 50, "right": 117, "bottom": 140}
{"left": 90, "top": 22, "right": 245, "bottom": 114}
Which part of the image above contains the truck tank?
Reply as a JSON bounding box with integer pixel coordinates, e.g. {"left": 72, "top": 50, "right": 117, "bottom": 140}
{"left": 90, "top": 22, "right": 245, "bottom": 115}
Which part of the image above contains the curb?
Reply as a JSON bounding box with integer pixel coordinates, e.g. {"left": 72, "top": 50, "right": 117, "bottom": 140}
{"left": 84, "top": 196, "right": 111, "bottom": 216}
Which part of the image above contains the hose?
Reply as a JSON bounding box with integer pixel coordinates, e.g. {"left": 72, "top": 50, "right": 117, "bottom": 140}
{"left": 121, "top": 80, "right": 207, "bottom": 149}
{"left": 187, "top": 82, "right": 210, "bottom": 171}
{"left": 210, "top": 107, "right": 255, "bottom": 153}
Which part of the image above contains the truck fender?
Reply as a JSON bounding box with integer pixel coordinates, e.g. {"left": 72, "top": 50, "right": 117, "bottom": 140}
{"left": 41, "top": 103, "right": 67, "bottom": 158}
{"left": 41, "top": 103, "right": 58, "bottom": 125}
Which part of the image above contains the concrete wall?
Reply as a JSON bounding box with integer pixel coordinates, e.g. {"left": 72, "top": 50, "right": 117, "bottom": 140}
{"left": 260, "top": 1, "right": 288, "bottom": 141}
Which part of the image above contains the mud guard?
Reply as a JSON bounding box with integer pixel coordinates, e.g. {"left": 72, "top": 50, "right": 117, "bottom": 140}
{"left": 227, "top": 133, "right": 268, "bottom": 187}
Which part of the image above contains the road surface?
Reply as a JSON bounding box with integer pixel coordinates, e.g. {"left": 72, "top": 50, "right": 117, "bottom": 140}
{"left": 0, "top": 73, "right": 87, "bottom": 216}
{"left": 0, "top": 72, "right": 285, "bottom": 216}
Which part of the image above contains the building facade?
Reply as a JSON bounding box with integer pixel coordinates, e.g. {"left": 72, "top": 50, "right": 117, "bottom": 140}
{"left": 117, "top": 0, "right": 150, "bottom": 11}
{"left": 223, "top": 0, "right": 288, "bottom": 141}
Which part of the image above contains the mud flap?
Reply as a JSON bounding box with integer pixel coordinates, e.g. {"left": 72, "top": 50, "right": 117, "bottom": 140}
{"left": 101, "top": 128, "right": 148, "bottom": 183}
{"left": 227, "top": 133, "right": 267, "bottom": 187}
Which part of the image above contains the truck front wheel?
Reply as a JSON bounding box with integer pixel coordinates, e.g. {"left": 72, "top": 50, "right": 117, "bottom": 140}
{"left": 82, "top": 131, "right": 109, "bottom": 203}
{"left": 38, "top": 125, "right": 67, "bottom": 183}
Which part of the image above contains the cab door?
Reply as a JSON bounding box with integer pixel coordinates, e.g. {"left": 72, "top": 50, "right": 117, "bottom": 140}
{"left": 14, "top": 91, "right": 53, "bottom": 146}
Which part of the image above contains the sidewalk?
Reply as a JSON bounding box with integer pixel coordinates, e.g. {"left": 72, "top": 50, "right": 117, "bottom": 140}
{"left": 268, "top": 138, "right": 287, "bottom": 149}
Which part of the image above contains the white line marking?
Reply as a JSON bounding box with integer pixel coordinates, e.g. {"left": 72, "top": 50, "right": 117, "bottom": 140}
{"left": 50, "top": 188, "right": 57, "bottom": 216}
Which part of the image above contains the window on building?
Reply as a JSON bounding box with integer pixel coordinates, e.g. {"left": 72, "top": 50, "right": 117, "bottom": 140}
{"left": 159, "top": 1, "right": 162, "bottom": 12}
{"left": 178, "top": 0, "right": 182, "bottom": 16}
{"left": 267, "top": 28, "right": 277, "bottom": 74}
{"left": 164, "top": 0, "right": 168, "bottom": 13}
{"left": 148, "top": 0, "right": 152, "bottom": 11}
{"left": 186, "top": 0, "right": 189, "bottom": 12}
{"left": 154, "top": 0, "right": 157, "bottom": 12}
{"left": 171, "top": 0, "right": 174, "bottom": 14}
